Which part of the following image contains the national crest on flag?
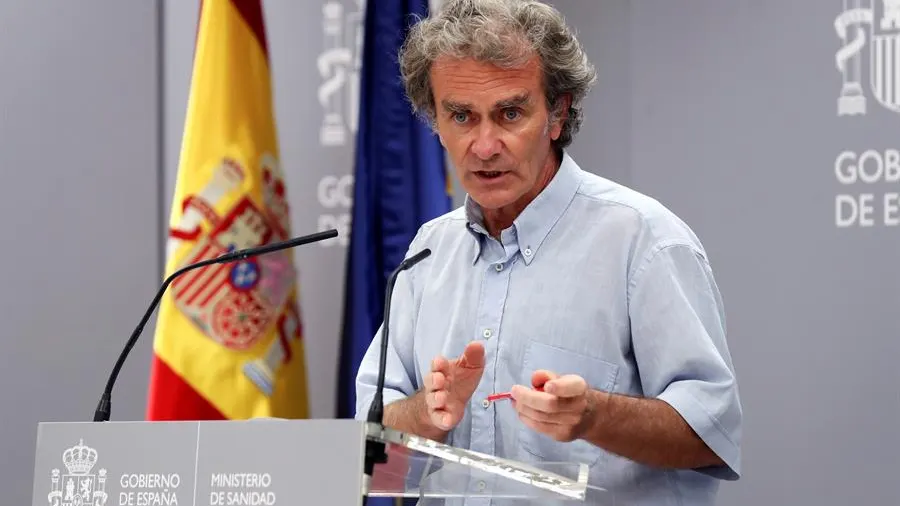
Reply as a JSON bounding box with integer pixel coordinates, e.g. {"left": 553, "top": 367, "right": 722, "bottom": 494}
{"left": 147, "top": 0, "right": 309, "bottom": 421}
{"left": 169, "top": 156, "right": 297, "bottom": 354}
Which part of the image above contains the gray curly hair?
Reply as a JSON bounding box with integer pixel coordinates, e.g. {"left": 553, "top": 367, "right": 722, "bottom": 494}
{"left": 398, "top": 0, "right": 597, "bottom": 149}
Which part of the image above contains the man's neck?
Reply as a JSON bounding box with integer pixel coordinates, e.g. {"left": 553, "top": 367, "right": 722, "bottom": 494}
{"left": 482, "top": 150, "right": 561, "bottom": 238}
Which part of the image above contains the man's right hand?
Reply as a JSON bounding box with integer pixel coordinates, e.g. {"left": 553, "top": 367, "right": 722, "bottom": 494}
{"left": 423, "top": 341, "right": 485, "bottom": 432}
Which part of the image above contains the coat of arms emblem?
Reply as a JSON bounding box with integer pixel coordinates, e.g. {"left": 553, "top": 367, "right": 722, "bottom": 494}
{"left": 168, "top": 155, "right": 297, "bottom": 353}
{"left": 47, "top": 440, "right": 108, "bottom": 506}
{"left": 164, "top": 153, "right": 302, "bottom": 395}
{"left": 836, "top": 0, "right": 900, "bottom": 116}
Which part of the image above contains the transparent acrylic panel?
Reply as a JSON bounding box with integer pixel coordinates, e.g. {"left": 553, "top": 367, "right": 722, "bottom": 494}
{"left": 367, "top": 423, "right": 607, "bottom": 503}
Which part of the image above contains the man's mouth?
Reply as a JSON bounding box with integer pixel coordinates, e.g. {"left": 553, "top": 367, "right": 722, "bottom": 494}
{"left": 474, "top": 170, "right": 505, "bottom": 180}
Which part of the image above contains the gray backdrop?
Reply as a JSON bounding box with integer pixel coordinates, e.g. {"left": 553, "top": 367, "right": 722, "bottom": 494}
{"left": 0, "top": 2, "right": 161, "bottom": 506}
{"left": 2, "top": 0, "right": 897, "bottom": 505}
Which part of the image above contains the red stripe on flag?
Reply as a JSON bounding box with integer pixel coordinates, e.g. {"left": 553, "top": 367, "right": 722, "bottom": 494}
{"left": 146, "top": 354, "right": 225, "bottom": 420}
{"left": 196, "top": 275, "right": 228, "bottom": 307}
{"left": 230, "top": 0, "right": 269, "bottom": 59}
{"left": 173, "top": 244, "right": 215, "bottom": 296}
{"left": 183, "top": 264, "right": 227, "bottom": 304}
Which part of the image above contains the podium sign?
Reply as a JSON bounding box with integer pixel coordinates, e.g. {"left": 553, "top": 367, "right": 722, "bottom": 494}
{"left": 33, "top": 419, "right": 596, "bottom": 505}
{"left": 33, "top": 419, "right": 366, "bottom": 506}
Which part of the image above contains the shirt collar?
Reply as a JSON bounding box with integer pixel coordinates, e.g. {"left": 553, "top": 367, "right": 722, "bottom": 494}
{"left": 465, "top": 151, "right": 583, "bottom": 265}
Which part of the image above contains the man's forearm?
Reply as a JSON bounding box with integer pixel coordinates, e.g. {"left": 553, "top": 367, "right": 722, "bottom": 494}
{"left": 580, "top": 390, "right": 723, "bottom": 469}
{"left": 382, "top": 391, "right": 449, "bottom": 442}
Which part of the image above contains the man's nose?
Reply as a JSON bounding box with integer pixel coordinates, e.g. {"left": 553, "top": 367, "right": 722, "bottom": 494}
{"left": 471, "top": 122, "right": 501, "bottom": 160}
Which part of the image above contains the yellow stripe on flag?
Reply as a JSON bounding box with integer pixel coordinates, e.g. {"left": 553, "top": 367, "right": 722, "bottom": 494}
{"left": 152, "top": 0, "right": 308, "bottom": 420}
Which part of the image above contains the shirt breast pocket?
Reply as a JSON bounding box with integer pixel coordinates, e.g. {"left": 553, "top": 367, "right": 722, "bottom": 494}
{"left": 517, "top": 340, "right": 619, "bottom": 468}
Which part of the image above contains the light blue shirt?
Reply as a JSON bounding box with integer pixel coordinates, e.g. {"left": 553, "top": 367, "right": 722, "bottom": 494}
{"left": 355, "top": 152, "right": 742, "bottom": 505}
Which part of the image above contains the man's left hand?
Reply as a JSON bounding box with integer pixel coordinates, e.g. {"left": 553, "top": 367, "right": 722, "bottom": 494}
{"left": 510, "top": 370, "right": 597, "bottom": 442}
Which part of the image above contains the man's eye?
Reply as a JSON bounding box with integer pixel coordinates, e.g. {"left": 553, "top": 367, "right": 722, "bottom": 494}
{"left": 452, "top": 112, "right": 468, "bottom": 123}
{"left": 503, "top": 109, "right": 520, "bottom": 121}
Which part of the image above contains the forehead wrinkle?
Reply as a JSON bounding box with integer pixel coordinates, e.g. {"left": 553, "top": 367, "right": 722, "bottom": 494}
{"left": 432, "top": 58, "right": 540, "bottom": 104}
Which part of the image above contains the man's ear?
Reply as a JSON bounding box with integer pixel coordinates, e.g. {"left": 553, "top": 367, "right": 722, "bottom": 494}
{"left": 549, "top": 94, "right": 572, "bottom": 141}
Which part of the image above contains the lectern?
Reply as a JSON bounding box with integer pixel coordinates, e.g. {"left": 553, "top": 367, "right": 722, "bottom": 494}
{"left": 32, "top": 418, "right": 605, "bottom": 505}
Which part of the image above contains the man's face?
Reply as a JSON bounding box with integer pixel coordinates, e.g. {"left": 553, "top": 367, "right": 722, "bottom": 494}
{"left": 429, "top": 55, "right": 565, "bottom": 213}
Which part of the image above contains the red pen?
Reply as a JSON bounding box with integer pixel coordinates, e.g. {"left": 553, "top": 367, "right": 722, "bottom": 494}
{"left": 486, "top": 386, "right": 543, "bottom": 403}
{"left": 486, "top": 391, "right": 514, "bottom": 402}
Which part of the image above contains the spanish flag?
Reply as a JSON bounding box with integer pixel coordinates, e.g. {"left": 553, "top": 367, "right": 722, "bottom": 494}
{"left": 147, "top": 0, "right": 309, "bottom": 421}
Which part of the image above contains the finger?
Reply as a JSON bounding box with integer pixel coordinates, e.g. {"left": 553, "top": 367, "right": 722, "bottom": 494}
{"left": 517, "top": 411, "right": 545, "bottom": 434}
{"left": 424, "top": 371, "right": 446, "bottom": 392}
{"left": 431, "top": 356, "right": 450, "bottom": 373}
{"left": 430, "top": 403, "right": 464, "bottom": 431}
{"left": 510, "top": 385, "right": 586, "bottom": 414}
{"left": 531, "top": 369, "right": 559, "bottom": 389}
{"left": 427, "top": 389, "right": 449, "bottom": 410}
{"left": 430, "top": 409, "right": 455, "bottom": 431}
{"left": 517, "top": 414, "right": 577, "bottom": 443}
{"left": 457, "top": 341, "right": 485, "bottom": 369}
{"left": 517, "top": 411, "right": 568, "bottom": 439}
{"left": 543, "top": 375, "right": 588, "bottom": 398}
{"left": 515, "top": 401, "right": 582, "bottom": 425}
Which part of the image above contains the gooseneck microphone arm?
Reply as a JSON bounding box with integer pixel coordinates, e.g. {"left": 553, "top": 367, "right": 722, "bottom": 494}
{"left": 92, "top": 229, "right": 339, "bottom": 423}
{"left": 362, "top": 248, "right": 432, "bottom": 500}
{"left": 366, "top": 248, "right": 432, "bottom": 427}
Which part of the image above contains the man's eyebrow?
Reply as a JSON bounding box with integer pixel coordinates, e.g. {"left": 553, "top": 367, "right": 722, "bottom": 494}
{"left": 440, "top": 93, "right": 532, "bottom": 113}
{"left": 441, "top": 99, "right": 470, "bottom": 113}
{"left": 494, "top": 93, "right": 530, "bottom": 109}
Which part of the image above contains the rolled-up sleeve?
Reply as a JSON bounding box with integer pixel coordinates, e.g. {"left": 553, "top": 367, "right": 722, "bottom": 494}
{"left": 354, "top": 244, "right": 422, "bottom": 421}
{"left": 628, "top": 242, "right": 742, "bottom": 480}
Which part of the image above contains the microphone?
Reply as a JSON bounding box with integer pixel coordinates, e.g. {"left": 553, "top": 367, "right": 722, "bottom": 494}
{"left": 362, "top": 248, "right": 432, "bottom": 498}
{"left": 92, "top": 229, "right": 339, "bottom": 423}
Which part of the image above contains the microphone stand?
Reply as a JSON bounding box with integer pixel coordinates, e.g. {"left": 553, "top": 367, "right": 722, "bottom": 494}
{"left": 361, "top": 248, "right": 431, "bottom": 503}
{"left": 92, "top": 229, "right": 339, "bottom": 423}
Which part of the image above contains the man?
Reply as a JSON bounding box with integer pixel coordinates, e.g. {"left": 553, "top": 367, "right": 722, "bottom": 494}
{"left": 355, "top": 1, "right": 742, "bottom": 504}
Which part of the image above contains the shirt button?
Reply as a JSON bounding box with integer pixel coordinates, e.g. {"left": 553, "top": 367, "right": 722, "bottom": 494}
{"left": 477, "top": 480, "right": 487, "bottom": 491}
{"left": 494, "top": 263, "right": 503, "bottom": 272}
{"left": 482, "top": 328, "right": 492, "bottom": 339}
{"left": 481, "top": 399, "right": 490, "bottom": 409}
{"left": 523, "top": 247, "right": 533, "bottom": 257}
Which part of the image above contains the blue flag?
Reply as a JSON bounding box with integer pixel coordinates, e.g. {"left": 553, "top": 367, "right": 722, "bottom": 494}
{"left": 337, "top": 0, "right": 450, "bottom": 422}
